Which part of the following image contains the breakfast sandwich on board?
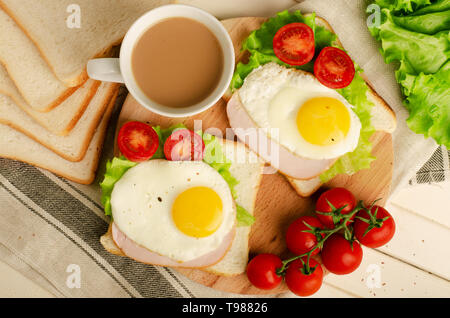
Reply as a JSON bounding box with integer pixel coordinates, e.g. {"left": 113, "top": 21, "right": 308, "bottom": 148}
{"left": 226, "top": 11, "right": 397, "bottom": 197}
{"left": 100, "top": 125, "right": 264, "bottom": 276}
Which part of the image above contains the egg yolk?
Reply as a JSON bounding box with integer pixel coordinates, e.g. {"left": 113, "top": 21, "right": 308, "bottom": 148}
{"left": 172, "top": 186, "right": 223, "bottom": 238}
{"left": 296, "top": 97, "right": 351, "bottom": 146}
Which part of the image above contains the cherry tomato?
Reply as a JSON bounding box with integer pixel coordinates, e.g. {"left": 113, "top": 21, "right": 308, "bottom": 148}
{"left": 354, "top": 205, "right": 395, "bottom": 248}
{"left": 315, "top": 187, "right": 357, "bottom": 229}
{"left": 273, "top": 23, "right": 315, "bottom": 66}
{"left": 246, "top": 254, "right": 283, "bottom": 290}
{"left": 286, "top": 216, "right": 324, "bottom": 256}
{"left": 321, "top": 234, "right": 363, "bottom": 275}
{"left": 163, "top": 129, "right": 205, "bottom": 161}
{"left": 285, "top": 258, "right": 323, "bottom": 297}
{"left": 314, "top": 47, "right": 355, "bottom": 89}
{"left": 117, "top": 121, "right": 159, "bottom": 162}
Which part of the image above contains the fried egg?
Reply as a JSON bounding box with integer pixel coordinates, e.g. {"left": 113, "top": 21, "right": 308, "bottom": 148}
{"left": 110, "top": 160, "right": 236, "bottom": 263}
{"left": 238, "top": 62, "right": 361, "bottom": 160}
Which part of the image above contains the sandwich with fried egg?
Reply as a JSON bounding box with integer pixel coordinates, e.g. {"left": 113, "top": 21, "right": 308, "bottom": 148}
{"left": 100, "top": 123, "right": 264, "bottom": 276}
{"left": 225, "top": 10, "right": 397, "bottom": 197}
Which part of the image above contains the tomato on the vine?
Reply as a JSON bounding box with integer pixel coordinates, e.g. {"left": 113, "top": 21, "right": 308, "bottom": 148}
{"left": 246, "top": 254, "right": 283, "bottom": 290}
{"left": 321, "top": 234, "right": 363, "bottom": 275}
{"left": 354, "top": 205, "right": 395, "bottom": 248}
{"left": 315, "top": 187, "right": 357, "bottom": 229}
{"left": 286, "top": 216, "right": 324, "bottom": 256}
{"left": 285, "top": 258, "right": 323, "bottom": 297}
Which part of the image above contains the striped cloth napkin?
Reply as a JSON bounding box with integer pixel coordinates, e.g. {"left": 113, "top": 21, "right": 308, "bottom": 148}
{"left": 0, "top": 0, "right": 448, "bottom": 297}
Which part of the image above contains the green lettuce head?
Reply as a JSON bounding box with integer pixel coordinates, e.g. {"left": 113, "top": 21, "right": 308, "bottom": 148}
{"left": 368, "top": 0, "right": 450, "bottom": 148}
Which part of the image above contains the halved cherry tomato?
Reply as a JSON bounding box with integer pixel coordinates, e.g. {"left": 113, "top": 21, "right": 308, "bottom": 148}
{"left": 321, "top": 234, "right": 363, "bottom": 275}
{"left": 163, "top": 129, "right": 205, "bottom": 161}
{"left": 314, "top": 47, "right": 355, "bottom": 89}
{"left": 273, "top": 23, "right": 315, "bottom": 66}
{"left": 354, "top": 205, "right": 395, "bottom": 248}
{"left": 285, "top": 258, "right": 323, "bottom": 297}
{"left": 246, "top": 254, "right": 283, "bottom": 290}
{"left": 315, "top": 187, "right": 357, "bottom": 229}
{"left": 117, "top": 121, "right": 159, "bottom": 162}
{"left": 286, "top": 216, "right": 324, "bottom": 256}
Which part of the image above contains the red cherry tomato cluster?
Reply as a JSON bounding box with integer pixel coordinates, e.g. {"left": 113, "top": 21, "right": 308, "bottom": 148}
{"left": 118, "top": 121, "right": 205, "bottom": 162}
{"left": 246, "top": 187, "right": 396, "bottom": 297}
{"left": 273, "top": 23, "right": 355, "bottom": 89}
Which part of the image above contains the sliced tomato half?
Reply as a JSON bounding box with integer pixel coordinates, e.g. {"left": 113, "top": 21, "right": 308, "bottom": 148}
{"left": 164, "top": 129, "right": 205, "bottom": 161}
{"left": 314, "top": 47, "right": 355, "bottom": 89}
{"left": 117, "top": 121, "right": 159, "bottom": 162}
{"left": 273, "top": 22, "right": 315, "bottom": 66}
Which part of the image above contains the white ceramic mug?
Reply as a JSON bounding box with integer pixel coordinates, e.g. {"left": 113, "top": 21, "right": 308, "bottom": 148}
{"left": 87, "top": 4, "right": 235, "bottom": 118}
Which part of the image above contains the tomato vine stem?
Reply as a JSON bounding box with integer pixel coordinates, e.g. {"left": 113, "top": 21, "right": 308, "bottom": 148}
{"left": 276, "top": 200, "right": 368, "bottom": 276}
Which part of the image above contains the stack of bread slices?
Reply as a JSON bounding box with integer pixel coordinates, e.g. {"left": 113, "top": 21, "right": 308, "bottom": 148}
{"left": 0, "top": 0, "right": 171, "bottom": 184}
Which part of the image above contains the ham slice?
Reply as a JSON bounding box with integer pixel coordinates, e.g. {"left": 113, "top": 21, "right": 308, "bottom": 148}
{"left": 111, "top": 223, "right": 235, "bottom": 268}
{"left": 226, "top": 93, "right": 337, "bottom": 180}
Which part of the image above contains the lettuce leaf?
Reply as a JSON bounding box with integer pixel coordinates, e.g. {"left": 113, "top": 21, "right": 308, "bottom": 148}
{"left": 100, "top": 126, "right": 255, "bottom": 226}
{"left": 230, "top": 10, "right": 376, "bottom": 182}
{"left": 392, "top": 9, "right": 450, "bottom": 34}
{"left": 368, "top": 1, "right": 450, "bottom": 148}
{"left": 405, "top": 61, "right": 450, "bottom": 146}
{"left": 375, "top": 0, "right": 433, "bottom": 13}
{"left": 370, "top": 8, "right": 449, "bottom": 74}
{"left": 236, "top": 205, "right": 255, "bottom": 228}
{"left": 100, "top": 157, "right": 137, "bottom": 216}
{"left": 412, "top": 0, "right": 450, "bottom": 15}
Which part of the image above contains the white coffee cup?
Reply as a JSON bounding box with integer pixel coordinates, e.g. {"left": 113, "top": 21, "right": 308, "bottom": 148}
{"left": 87, "top": 4, "right": 235, "bottom": 118}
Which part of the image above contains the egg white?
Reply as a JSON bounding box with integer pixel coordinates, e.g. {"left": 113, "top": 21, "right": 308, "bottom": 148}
{"left": 238, "top": 62, "right": 362, "bottom": 160}
{"left": 111, "top": 160, "right": 236, "bottom": 263}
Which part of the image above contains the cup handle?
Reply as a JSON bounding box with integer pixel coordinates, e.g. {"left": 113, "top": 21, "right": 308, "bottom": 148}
{"left": 87, "top": 58, "right": 124, "bottom": 83}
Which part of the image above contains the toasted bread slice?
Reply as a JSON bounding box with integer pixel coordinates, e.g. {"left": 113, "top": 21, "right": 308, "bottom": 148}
{"left": 204, "top": 139, "right": 264, "bottom": 276}
{"left": 0, "top": 82, "right": 120, "bottom": 162}
{"left": 100, "top": 138, "right": 265, "bottom": 276}
{"left": 0, "top": 65, "right": 100, "bottom": 136}
{"left": 0, "top": 9, "right": 77, "bottom": 112}
{"left": 101, "top": 224, "right": 125, "bottom": 256}
{"left": 0, "top": 0, "right": 174, "bottom": 86}
{"left": 0, "top": 88, "right": 118, "bottom": 185}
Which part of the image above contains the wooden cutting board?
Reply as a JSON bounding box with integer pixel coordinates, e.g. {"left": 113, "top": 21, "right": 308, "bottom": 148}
{"left": 114, "top": 17, "right": 394, "bottom": 295}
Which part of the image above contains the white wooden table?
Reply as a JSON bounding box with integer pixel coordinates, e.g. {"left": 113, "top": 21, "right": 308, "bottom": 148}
{"left": 1, "top": 0, "right": 449, "bottom": 298}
